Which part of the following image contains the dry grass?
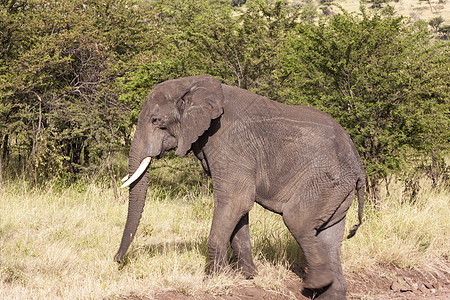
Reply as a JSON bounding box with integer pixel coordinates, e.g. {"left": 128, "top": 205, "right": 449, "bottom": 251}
{"left": 288, "top": 0, "right": 450, "bottom": 25}
{"left": 343, "top": 178, "right": 450, "bottom": 273}
{"left": 0, "top": 171, "right": 448, "bottom": 299}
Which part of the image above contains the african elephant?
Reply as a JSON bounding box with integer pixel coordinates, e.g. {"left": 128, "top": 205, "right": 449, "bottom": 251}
{"left": 115, "top": 75, "right": 365, "bottom": 299}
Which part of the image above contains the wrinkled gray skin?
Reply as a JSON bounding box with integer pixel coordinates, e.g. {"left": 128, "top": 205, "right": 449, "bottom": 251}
{"left": 115, "top": 75, "right": 365, "bottom": 300}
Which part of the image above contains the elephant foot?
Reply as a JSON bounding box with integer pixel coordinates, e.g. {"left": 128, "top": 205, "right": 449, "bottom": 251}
{"left": 302, "top": 281, "right": 347, "bottom": 300}
{"left": 310, "top": 286, "right": 346, "bottom": 300}
{"left": 237, "top": 262, "right": 257, "bottom": 279}
{"left": 207, "top": 262, "right": 228, "bottom": 276}
{"left": 315, "top": 292, "right": 346, "bottom": 300}
{"left": 303, "top": 266, "right": 334, "bottom": 290}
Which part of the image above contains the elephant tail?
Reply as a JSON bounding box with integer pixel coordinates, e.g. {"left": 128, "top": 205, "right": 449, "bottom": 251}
{"left": 347, "top": 177, "right": 365, "bottom": 239}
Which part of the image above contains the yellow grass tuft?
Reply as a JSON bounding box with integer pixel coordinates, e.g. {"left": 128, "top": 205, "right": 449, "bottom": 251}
{"left": 0, "top": 174, "right": 448, "bottom": 299}
{"left": 343, "top": 178, "right": 450, "bottom": 273}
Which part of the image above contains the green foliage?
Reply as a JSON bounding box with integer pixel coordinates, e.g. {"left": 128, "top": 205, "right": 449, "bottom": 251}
{"left": 0, "top": 0, "right": 448, "bottom": 191}
{"left": 120, "top": 0, "right": 300, "bottom": 105}
{"left": 438, "top": 24, "right": 450, "bottom": 40}
{"left": 429, "top": 16, "right": 444, "bottom": 32}
{"left": 0, "top": 0, "right": 156, "bottom": 184}
{"left": 284, "top": 7, "right": 450, "bottom": 195}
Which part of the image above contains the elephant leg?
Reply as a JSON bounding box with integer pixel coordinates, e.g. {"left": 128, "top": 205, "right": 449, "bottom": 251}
{"left": 282, "top": 205, "right": 334, "bottom": 290}
{"left": 230, "top": 212, "right": 257, "bottom": 278}
{"left": 312, "top": 216, "right": 347, "bottom": 300}
{"left": 207, "top": 197, "right": 252, "bottom": 275}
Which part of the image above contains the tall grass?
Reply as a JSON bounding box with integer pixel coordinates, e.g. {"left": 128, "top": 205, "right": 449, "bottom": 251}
{"left": 0, "top": 164, "right": 448, "bottom": 299}
{"left": 343, "top": 178, "right": 449, "bottom": 272}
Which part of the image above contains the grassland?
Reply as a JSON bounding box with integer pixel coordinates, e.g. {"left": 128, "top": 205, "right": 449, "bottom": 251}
{"left": 290, "top": 0, "right": 450, "bottom": 25}
{"left": 0, "top": 158, "right": 449, "bottom": 299}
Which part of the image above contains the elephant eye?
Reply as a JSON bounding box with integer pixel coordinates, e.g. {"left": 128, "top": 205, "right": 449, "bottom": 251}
{"left": 151, "top": 117, "right": 167, "bottom": 130}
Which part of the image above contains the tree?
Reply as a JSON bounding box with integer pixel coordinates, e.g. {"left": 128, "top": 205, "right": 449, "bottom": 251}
{"left": 120, "top": 0, "right": 301, "bottom": 107}
{"left": 0, "top": 0, "right": 157, "bottom": 184}
{"left": 284, "top": 7, "right": 449, "bottom": 205}
{"left": 429, "top": 16, "right": 444, "bottom": 32}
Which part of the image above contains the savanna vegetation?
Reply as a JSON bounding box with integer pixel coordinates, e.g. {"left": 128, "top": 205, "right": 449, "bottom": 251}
{"left": 0, "top": 0, "right": 449, "bottom": 298}
{"left": 0, "top": 162, "right": 448, "bottom": 298}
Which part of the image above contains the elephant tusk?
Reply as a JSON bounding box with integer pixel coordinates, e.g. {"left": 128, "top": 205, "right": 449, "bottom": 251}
{"left": 120, "top": 157, "right": 152, "bottom": 188}
{"left": 120, "top": 175, "right": 129, "bottom": 182}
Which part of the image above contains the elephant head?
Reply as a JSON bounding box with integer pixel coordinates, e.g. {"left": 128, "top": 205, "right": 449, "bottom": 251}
{"left": 114, "top": 75, "right": 224, "bottom": 263}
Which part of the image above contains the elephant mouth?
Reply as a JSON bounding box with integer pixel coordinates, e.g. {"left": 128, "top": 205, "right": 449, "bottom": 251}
{"left": 120, "top": 156, "right": 152, "bottom": 188}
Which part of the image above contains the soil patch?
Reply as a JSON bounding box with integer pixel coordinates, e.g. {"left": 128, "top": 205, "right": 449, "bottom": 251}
{"left": 124, "top": 266, "right": 450, "bottom": 299}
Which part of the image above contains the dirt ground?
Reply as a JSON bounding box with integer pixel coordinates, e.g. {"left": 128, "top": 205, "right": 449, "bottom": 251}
{"left": 143, "top": 266, "right": 450, "bottom": 299}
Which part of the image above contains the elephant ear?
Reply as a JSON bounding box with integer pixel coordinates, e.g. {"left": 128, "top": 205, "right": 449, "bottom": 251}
{"left": 175, "top": 76, "right": 224, "bottom": 156}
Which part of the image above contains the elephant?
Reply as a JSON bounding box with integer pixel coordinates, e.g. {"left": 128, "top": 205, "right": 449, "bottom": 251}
{"left": 115, "top": 75, "right": 365, "bottom": 299}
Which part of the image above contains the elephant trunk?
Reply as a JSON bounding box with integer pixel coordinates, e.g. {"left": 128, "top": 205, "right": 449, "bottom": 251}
{"left": 114, "top": 134, "right": 150, "bottom": 263}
